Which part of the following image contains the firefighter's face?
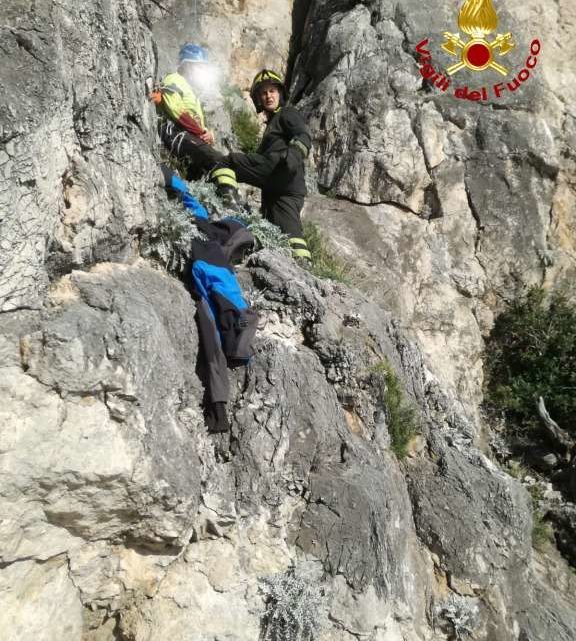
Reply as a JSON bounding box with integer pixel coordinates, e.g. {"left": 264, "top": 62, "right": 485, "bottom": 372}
{"left": 259, "top": 83, "right": 281, "bottom": 112}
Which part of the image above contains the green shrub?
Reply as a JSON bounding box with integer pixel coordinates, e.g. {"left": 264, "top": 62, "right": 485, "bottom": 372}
{"left": 231, "top": 209, "right": 291, "bottom": 251}
{"left": 434, "top": 594, "right": 480, "bottom": 640}
{"left": 221, "top": 84, "right": 244, "bottom": 101}
{"left": 532, "top": 509, "right": 554, "bottom": 550}
{"left": 303, "top": 222, "right": 354, "bottom": 283}
{"left": 507, "top": 460, "right": 529, "bottom": 479}
{"left": 223, "top": 85, "right": 261, "bottom": 153}
{"left": 231, "top": 109, "right": 261, "bottom": 153}
{"left": 372, "top": 360, "right": 420, "bottom": 459}
{"left": 485, "top": 287, "right": 576, "bottom": 440}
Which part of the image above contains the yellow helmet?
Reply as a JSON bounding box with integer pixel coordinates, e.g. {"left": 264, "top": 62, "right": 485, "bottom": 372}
{"left": 250, "top": 69, "right": 286, "bottom": 112}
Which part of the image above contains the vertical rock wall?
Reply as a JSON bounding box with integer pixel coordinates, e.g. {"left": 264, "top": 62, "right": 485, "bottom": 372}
{"left": 293, "top": 0, "right": 576, "bottom": 408}
{"left": 151, "top": 0, "right": 294, "bottom": 90}
{"left": 0, "top": 0, "right": 160, "bottom": 312}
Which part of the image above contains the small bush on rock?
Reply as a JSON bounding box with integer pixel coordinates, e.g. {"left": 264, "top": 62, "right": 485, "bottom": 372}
{"left": 145, "top": 199, "right": 206, "bottom": 271}
{"left": 232, "top": 209, "right": 290, "bottom": 252}
{"left": 532, "top": 508, "right": 554, "bottom": 551}
{"left": 303, "top": 222, "right": 354, "bottom": 283}
{"left": 372, "top": 360, "right": 420, "bottom": 459}
{"left": 231, "top": 109, "right": 261, "bottom": 153}
{"left": 526, "top": 482, "right": 554, "bottom": 550}
{"left": 485, "top": 287, "right": 576, "bottom": 563}
{"left": 434, "top": 594, "right": 480, "bottom": 639}
{"left": 260, "top": 568, "right": 326, "bottom": 641}
{"left": 185, "top": 180, "right": 290, "bottom": 251}
{"left": 223, "top": 85, "right": 262, "bottom": 153}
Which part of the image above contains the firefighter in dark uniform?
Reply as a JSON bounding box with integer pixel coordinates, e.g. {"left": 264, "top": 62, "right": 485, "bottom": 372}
{"left": 224, "top": 70, "right": 312, "bottom": 262}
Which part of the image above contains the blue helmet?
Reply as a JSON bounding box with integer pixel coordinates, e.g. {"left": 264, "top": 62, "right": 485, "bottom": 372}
{"left": 178, "top": 43, "right": 209, "bottom": 64}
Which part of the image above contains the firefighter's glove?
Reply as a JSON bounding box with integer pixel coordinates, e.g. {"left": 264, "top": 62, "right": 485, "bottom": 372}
{"left": 149, "top": 89, "right": 163, "bottom": 105}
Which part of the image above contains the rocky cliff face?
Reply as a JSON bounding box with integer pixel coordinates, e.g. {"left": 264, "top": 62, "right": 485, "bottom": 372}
{"left": 1, "top": 2, "right": 575, "bottom": 641}
{"left": 295, "top": 0, "right": 576, "bottom": 409}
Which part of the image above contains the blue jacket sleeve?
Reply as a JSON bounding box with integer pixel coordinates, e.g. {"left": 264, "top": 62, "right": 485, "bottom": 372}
{"left": 170, "top": 174, "right": 209, "bottom": 220}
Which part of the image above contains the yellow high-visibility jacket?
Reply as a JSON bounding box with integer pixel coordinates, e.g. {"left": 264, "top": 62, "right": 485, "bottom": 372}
{"left": 159, "top": 72, "right": 206, "bottom": 137}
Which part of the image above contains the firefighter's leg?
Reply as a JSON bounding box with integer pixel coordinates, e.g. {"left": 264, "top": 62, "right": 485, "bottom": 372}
{"left": 208, "top": 167, "right": 243, "bottom": 208}
{"left": 210, "top": 151, "right": 278, "bottom": 210}
{"left": 195, "top": 298, "right": 231, "bottom": 433}
{"left": 159, "top": 122, "right": 243, "bottom": 205}
{"left": 210, "top": 151, "right": 277, "bottom": 209}
{"left": 159, "top": 121, "right": 223, "bottom": 165}
{"left": 224, "top": 152, "right": 277, "bottom": 190}
{"left": 262, "top": 193, "right": 311, "bottom": 261}
{"left": 159, "top": 121, "right": 230, "bottom": 177}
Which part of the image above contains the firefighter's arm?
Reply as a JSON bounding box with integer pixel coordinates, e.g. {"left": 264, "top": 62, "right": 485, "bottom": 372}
{"left": 161, "top": 91, "right": 208, "bottom": 138}
{"left": 280, "top": 107, "right": 312, "bottom": 173}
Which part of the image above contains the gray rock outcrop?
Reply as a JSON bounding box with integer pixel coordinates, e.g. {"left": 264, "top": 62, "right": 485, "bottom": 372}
{"left": 294, "top": 0, "right": 576, "bottom": 410}
{"left": 0, "top": 0, "right": 160, "bottom": 312}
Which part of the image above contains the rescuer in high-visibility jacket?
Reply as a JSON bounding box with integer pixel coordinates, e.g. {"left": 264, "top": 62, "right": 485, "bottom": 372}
{"left": 222, "top": 70, "right": 312, "bottom": 262}
{"left": 151, "top": 43, "right": 241, "bottom": 207}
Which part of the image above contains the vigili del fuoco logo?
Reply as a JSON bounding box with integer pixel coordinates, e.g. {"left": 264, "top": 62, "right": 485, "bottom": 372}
{"left": 415, "top": 0, "right": 541, "bottom": 101}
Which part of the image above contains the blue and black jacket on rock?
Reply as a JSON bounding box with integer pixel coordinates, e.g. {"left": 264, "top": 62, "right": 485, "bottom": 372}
{"left": 190, "top": 234, "right": 258, "bottom": 365}
{"left": 162, "top": 166, "right": 258, "bottom": 433}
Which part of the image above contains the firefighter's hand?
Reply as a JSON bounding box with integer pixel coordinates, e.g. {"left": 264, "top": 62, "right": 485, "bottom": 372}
{"left": 200, "top": 130, "right": 215, "bottom": 145}
{"left": 149, "top": 90, "right": 162, "bottom": 105}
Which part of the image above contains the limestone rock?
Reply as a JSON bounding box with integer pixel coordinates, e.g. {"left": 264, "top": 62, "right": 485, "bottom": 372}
{"left": 0, "top": 0, "right": 160, "bottom": 312}
{"left": 302, "top": 194, "right": 487, "bottom": 409}
{"left": 549, "top": 503, "right": 576, "bottom": 568}
{"left": 295, "top": 0, "right": 576, "bottom": 409}
{"left": 0, "top": 264, "right": 203, "bottom": 563}
{"left": 0, "top": 558, "right": 83, "bottom": 641}
{"left": 152, "top": 0, "right": 294, "bottom": 91}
